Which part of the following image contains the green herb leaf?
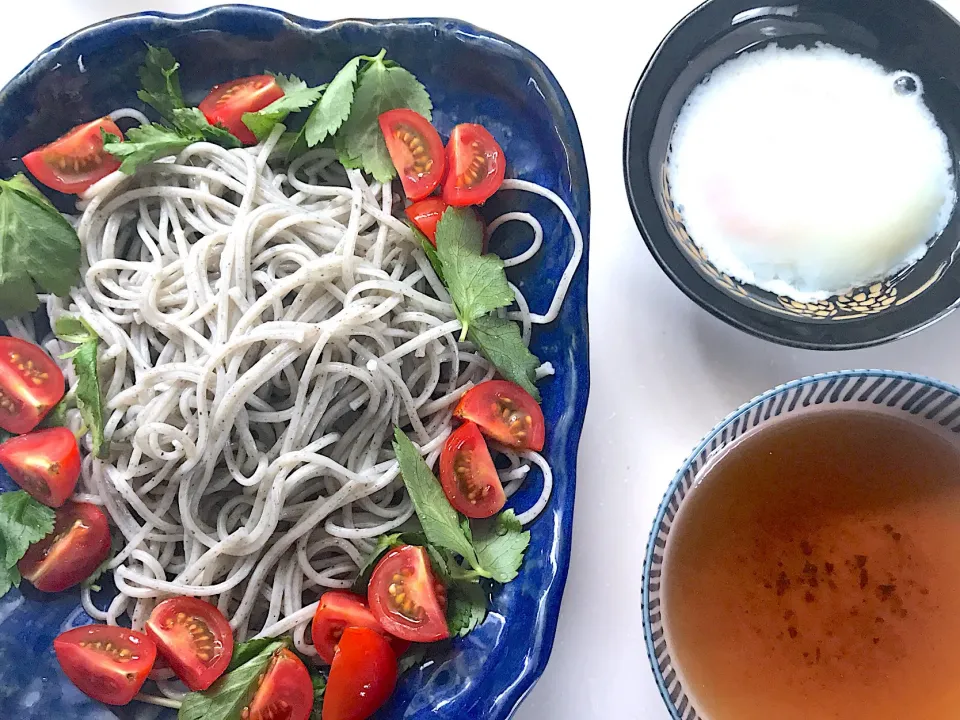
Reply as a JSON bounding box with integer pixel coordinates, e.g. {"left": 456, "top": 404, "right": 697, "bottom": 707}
{"left": 170, "top": 108, "right": 241, "bottom": 148}
{"left": 309, "top": 673, "right": 326, "bottom": 720}
{"left": 467, "top": 315, "right": 541, "bottom": 401}
{"left": 81, "top": 546, "right": 114, "bottom": 592}
{"left": 226, "top": 637, "right": 279, "bottom": 673}
{"left": 434, "top": 208, "right": 514, "bottom": 336}
{"left": 409, "top": 224, "right": 444, "bottom": 282}
{"left": 0, "top": 491, "right": 55, "bottom": 570}
{"left": 137, "top": 45, "right": 185, "bottom": 122}
{"left": 397, "top": 645, "right": 427, "bottom": 675}
{"left": 103, "top": 124, "right": 194, "bottom": 174}
{"left": 305, "top": 57, "right": 362, "bottom": 146}
{"left": 0, "top": 561, "right": 21, "bottom": 597}
{"left": 0, "top": 174, "right": 81, "bottom": 318}
{"left": 471, "top": 510, "right": 530, "bottom": 584}
{"left": 39, "top": 395, "right": 72, "bottom": 429}
{"left": 351, "top": 532, "right": 404, "bottom": 593}
{"left": 446, "top": 580, "right": 489, "bottom": 637}
{"left": 242, "top": 78, "right": 325, "bottom": 142}
{"left": 336, "top": 50, "right": 432, "bottom": 182}
{"left": 178, "top": 640, "right": 285, "bottom": 720}
{"left": 392, "top": 429, "right": 480, "bottom": 569}
{"left": 55, "top": 316, "right": 109, "bottom": 457}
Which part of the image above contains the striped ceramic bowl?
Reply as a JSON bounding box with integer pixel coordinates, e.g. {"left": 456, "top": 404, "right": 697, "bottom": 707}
{"left": 642, "top": 369, "right": 960, "bottom": 720}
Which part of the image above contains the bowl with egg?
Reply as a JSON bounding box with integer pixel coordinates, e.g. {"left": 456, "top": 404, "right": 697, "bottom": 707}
{"left": 644, "top": 369, "right": 960, "bottom": 719}
{"left": 624, "top": 0, "right": 960, "bottom": 349}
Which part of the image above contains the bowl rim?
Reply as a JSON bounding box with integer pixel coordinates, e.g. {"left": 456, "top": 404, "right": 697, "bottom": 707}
{"left": 641, "top": 367, "right": 960, "bottom": 719}
{"left": 0, "top": 5, "right": 591, "bottom": 720}
{"left": 622, "top": 0, "right": 960, "bottom": 351}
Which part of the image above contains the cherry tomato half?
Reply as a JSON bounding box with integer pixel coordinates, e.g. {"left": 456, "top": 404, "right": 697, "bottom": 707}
{"left": 198, "top": 75, "right": 284, "bottom": 145}
{"left": 19, "top": 501, "right": 111, "bottom": 592}
{"left": 0, "top": 427, "right": 81, "bottom": 507}
{"left": 146, "top": 597, "right": 234, "bottom": 691}
{"left": 368, "top": 546, "right": 449, "bottom": 643}
{"left": 323, "top": 627, "right": 397, "bottom": 720}
{"left": 441, "top": 123, "right": 505, "bottom": 207}
{"left": 311, "top": 591, "right": 408, "bottom": 664}
{"left": 440, "top": 421, "right": 506, "bottom": 518}
{"left": 23, "top": 117, "right": 123, "bottom": 194}
{"left": 54, "top": 624, "right": 156, "bottom": 706}
{"left": 379, "top": 109, "right": 446, "bottom": 201}
{"left": 454, "top": 380, "right": 545, "bottom": 451}
{"left": 245, "top": 648, "right": 314, "bottom": 720}
{"left": 0, "top": 337, "right": 65, "bottom": 434}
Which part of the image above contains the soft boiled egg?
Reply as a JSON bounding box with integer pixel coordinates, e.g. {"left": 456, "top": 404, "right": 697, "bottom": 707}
{"left": 667, "top": 43, "right": 956, "bottom": 301}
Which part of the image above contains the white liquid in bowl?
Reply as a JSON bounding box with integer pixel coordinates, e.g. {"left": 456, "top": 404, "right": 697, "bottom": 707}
{"left": 667, "top": 43, "right": 957, "bottom": 301}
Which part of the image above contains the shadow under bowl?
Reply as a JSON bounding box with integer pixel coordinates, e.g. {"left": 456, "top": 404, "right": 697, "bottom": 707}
{"left": 624, "top": 0, "right": 960, "bottom": 350}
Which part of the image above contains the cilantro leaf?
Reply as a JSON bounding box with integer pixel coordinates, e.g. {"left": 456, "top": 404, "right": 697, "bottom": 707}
{"left": 409, "top": 224, "right": 444, "bottom": 282}
{"left": 0, "top": 559, "right": 20, "bottom": 597}
{"left": 80, "top": 548, "right": 113, "bottom": 592}
{"left": 226, "top": 637, "right": 279, "bottom": 673}
{"left": 170, "top": 108, "right": 241, "bottom": 148}
{"left": 471, "top": 510, "right": 530, "bottom": 583}
{"left": 104, "top": 124, "right": 194, "bottom": 173}
{"left": 0, "top": 174, "right": 80, "bottom": 318}
{"left": 351, "top": 532, "right": 403, "bottom": 593}
{"left": 434, "top": 208, "right": 514, "bottom": 336}
{"left": 55, "top": 316, "right": 109, "bottom": 457}
{"left": 242, "top": 79, "right": 325, "bottom": 142}
{"left": 305, "top": 57, "right": 362, "bottom": 146}
{"left": 336, "top": 50, "right": 432, "bottom": 182}
{"left": 137, "top": 44, "right": 185, "bottom": 122}
{"left": 397, "top": 645, "right": 427, "bottom": 675}
{"left": 309, "top": 673, "right": 326, "bottom": 720}
{"left": 39, "top": 395, "right": 72, "bottom": 429}
{"left": 446, "top": 580, "right": 489, "bottom": 637}
{"left": 178, "top": 640, "right": 285, "bottom": 720}
{"left": 0, "top": 491, "right": 55, "bottom": 570}
{"left": 467, "top": 315, "right": 541, "bottom": 401}
{"left": 392, "top": 429, "right": 481, "bottom": 570}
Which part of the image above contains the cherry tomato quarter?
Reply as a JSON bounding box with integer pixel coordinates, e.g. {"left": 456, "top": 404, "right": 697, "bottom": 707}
{"left": 146, "top": 597, "right": 234, "bottom": 691}
{"left": 0, "top": 337, "right": 65, "bottom": 434}
{"left": 454, "top": 380, "right": 545, "bottom": 451}
{"left": 439, "top": 421, "right": 506, "bottom": 518}
{"left": 54, "top": 624, "right": 156, "bottom": 705}
{"left": 368, "top": 545, "right": 449, "bottom": 643}
{"left": 245, "top": 648, "right": 314, "bottom": 720}
{"left": 441, "top": 123, "right": 505, "bottom": 206}
{"left": 19, "top": 501, "right": 111, "bottom": 592}
{"left": 0, "top": 427, "right": 81, "bottom": 507}
{"left": 379, "top": 109, "right": 446, "bottom": 201}
{"left": 23, "top": 117, "right": 123, "bottom": 194}
{"left": 198, "top": 75, "right": 284, "bottom": 145}
{"left": 322, "top": 627, "right": 397, "bottom": 720}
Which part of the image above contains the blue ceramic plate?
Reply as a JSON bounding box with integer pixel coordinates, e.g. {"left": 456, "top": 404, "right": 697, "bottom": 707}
{"left": 0, "top": 6, "right": 590, "bottom": 719}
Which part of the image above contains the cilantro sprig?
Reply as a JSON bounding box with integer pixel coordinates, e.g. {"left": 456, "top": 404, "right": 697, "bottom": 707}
{"left": 390, "top": 429, "right": 531, "bottom": 637}
{"left": 105, "top": 46, "right": 242, "bottom": 173}
{"left": 0, "top": 491, "right": 55, "bottom": 597}
{"left": 241, "top": 74, "right": 325, "bottom": 142}
{"left": 0, "top": 174, "right": 81, "bottom": 319}
{"left": 54, "top": 316, "right": 109, "bottom": 458}
{"left": 430, "top": 207, "right": 542, "bottom": 400}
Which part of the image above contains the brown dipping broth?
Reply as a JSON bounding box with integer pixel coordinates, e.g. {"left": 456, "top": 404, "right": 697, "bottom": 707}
{"left": 662, "top": 411, "right": 960, "bottom": 720}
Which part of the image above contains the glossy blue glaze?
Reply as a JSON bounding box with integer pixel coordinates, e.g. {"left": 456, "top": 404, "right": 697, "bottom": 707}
{"left": 0, "top": 6, "right": 590, "bottom": 719}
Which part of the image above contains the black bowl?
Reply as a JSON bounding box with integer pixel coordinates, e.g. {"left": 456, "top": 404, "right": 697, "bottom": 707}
{"left": 624, "top": 0, "right": 960, "bottom": 350}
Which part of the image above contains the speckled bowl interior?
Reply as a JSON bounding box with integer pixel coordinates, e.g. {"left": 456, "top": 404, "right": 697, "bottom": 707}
{"left": 625, "top": 0, "right": 960, "bottom": 349}
{"left": 643, "top": 370, "right": 960, "bottom": 719}
{"left": 0, "top": 6, "right": 590, "bottom": 719}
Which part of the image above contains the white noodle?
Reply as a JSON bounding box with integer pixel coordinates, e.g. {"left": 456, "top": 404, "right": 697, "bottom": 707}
{"left": 12, "top": 133, "right": 581, "bottom": 654}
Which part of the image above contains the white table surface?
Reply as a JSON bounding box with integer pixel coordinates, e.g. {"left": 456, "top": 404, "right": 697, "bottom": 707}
{"left": 6, "top": 1, "right": 960, "bottom": 718}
